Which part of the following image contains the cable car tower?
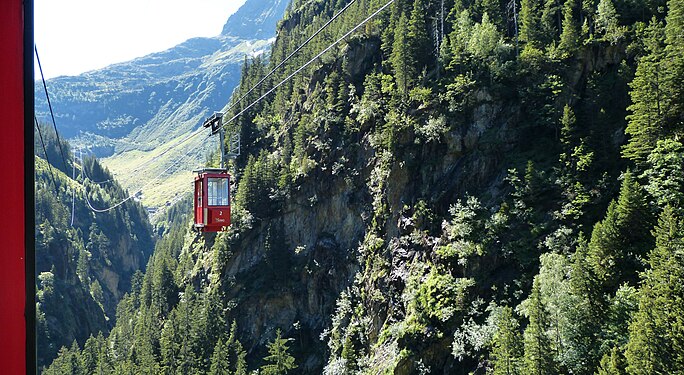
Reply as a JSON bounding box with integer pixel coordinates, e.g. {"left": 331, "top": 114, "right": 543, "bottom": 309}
{"left": 193, "top": 112, "right": 240, "bottom": 232}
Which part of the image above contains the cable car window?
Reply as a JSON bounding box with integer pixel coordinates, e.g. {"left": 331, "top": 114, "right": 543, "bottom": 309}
{"left": 207, "top": 178, "right": 229, "bottom": 206}
{"left": 197, "top": 180, "right": 202, "bottom": 207}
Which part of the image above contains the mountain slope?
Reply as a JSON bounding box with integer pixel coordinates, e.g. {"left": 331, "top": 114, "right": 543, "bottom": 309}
{"left": 34, "top": 0, "right": 288, "bottom": 211}
{"left": 46, "top": 0, "right": 684, "bottom": 374}
{"left": 34, "top": 124, "right": 154, "bottom": 370}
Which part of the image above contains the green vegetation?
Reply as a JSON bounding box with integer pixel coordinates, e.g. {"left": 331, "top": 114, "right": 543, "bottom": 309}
{"left": 46, "top": 0, "right": 684, "bottom": 373}
{"left": 35, "top": 123, "right": 154, "bottom": 370}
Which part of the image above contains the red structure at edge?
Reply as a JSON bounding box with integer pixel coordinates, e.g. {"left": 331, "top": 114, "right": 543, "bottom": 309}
{"left": 0, "top": 0, "right": 28, "bottom": 372}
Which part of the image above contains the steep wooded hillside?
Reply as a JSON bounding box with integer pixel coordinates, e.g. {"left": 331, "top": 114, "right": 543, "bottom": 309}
{"left": 46, "top": 0, "right": 684, "bottom": 373}
{"left": 35, "top": 124, "right": 154, "bottom": 370}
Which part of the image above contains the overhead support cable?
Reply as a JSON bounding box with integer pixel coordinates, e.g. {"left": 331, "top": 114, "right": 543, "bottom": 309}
{"left": 61, "top": 0, "right": 394, "bottom": 214}
{"left": 222, "top": 0, "right": 396, "bottom": 129}
{"left": 82, "top": 133, "right": 210, "bottom": 213}
{"left": 224, "top": 0, "right": 358, "bottom": 115}
{"left": 35, "top": 45, "right": 69, "bottom": 171}
{"left": 78, "top": 148, "right": 114, "bottom": 185}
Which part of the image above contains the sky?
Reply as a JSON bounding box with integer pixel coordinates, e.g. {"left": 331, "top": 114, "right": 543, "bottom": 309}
{"left": 34, "top": 0, "right": 247, "bottom": 79}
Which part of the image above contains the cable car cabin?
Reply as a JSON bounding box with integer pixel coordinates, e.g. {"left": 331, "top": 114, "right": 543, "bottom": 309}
{"left": 193, "top": 168, "right": 231, "bottom": 232}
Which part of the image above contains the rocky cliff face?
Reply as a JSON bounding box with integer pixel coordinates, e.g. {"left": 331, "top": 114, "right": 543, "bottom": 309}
{"left": 221, "top": 0, "right": 290, "bottom": 39}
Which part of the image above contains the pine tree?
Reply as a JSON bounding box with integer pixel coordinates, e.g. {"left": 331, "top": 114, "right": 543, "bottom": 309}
{"left": 391, "top": 11, "right": 413, "bottom": 96}
{"left": 566, "top": 237, "right": 604, "bottom": 374}
{"left": 558, "top": 0, "right": 579, "bottom": 56}
{"left": 623, "top": 19, "right": 666, "bottom": 164}
{"left": 80, "top": 335, "right": 99, "bottom": 374}
{"left": 261, "top": 329, "right": 297, "bottom": 375}
{"left": 520, "top": 0, "right": 542, "bottom": 47}
{"left": 596, "top": 0, "right": 622, "bottom": 43}
{"left": 663, "top": 0, "right": 684, "bottom": 130}
{"left": 522, "top": 281, "right": 556, "bottom": 375}
{"left": 491, "top": 306, "right": 523, "bottom": 375}
{"left": 558, "top": 105, "right": 594, "bottom": 221}
{"left": 586, "top": 171, "right": 654, "bottom": 293}
{"left": 407, "top": 0, "right": 431, "bottom": 70}
{"left": 615, "top": 170, "right": 654, "bottom": 259}
{"left": 160, "top": 309, "right": 181, "bottom": 373}
{"left": 226, "top": 320, "right": 248, "bottom": 375}
{"left": 479, "top": 0, "right": 505, "bottom": 30}
{"left": 625, "top": 206, "right": 684, "bottom": 373}
{"left": 209, "top": 338, "right": 231, "bottom": 375}
{"left": 229, "top": 322, "right": 248, "bottom": 375}
{"left": 542, "top": 0, "right": 563, "bottom": 39}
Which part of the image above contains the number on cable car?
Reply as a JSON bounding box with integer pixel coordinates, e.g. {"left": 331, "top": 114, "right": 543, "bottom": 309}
{"left": 193, "top": 168, "right": 231, "bottom": 232}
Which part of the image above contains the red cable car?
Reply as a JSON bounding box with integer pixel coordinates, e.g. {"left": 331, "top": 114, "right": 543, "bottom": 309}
{"left": 193, "top": 168, "right": 231, "bottom": 232}
{"left": 194, "top": 112, "right": 239, "bottom": 233}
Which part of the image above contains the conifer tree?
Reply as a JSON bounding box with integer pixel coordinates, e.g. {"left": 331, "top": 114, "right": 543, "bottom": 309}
{"left": 542, "top": 0, "right": 563, "bottom": 37}
{"left": 520, "top": 0, "right": 542, "bottom": 47}
{"left": 227, "top": 320, "right": 248, "bottom": 375}
{"left": 209, "top": 338, "right": 231, "bottom": 375}
{"left": 261, "top": 329, "right": 297, "bottom": 375}
{"left": 625, "top": 206, "right": 684, "bottom": 373}
{"left": 663, "top": 0, "right": 684, "bottom": 129}
{"left": 80, "top": 335, "right": 99, "bottom": 374}
{"left": 391, "top": 11, "right": 413, "bottom": 96}
{"left": 523, "top": 281, "right": 556, "bottom": 375}
{"left": 558, "top": 0, "right": 579, "bottom": 55}
{"left": 566, "top": 238, "right": 604, "bottom": 374}
{"left": 623, "top": 19, "right": 666, "bottom": 164}
{"left": 586, "top": 170, "right": 654, "bottom": 293}
{"left": 479, "top": 0, "right": 505, "bottom": 30}
{"left": 408, "top": 0, "right": 431, "bottom": 70}
{"left": 558, "top": 105, "right": 594, "bottom": 221}
{"left": 596, "top": 0, "right": 622, "bottom": 43}
{"left": 160, "top": 309, "right": 181, "bottom": 373}
{"left": 615, "top": 170, "right": 654, "bottom": 258}
{"left": 491, "top": 306, "right": 523, "bottom": 375}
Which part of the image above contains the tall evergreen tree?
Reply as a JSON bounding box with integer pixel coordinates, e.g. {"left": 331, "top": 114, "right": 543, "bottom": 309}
{"left": 566, "top": 238, "right": 604, "bottom": 374}
{"left": 523, "top": 281, "right": 556, "bottom": 375}
{"left": 663, "top": 0, "right": 684, "bottom": 130}
{"left": 391, "top": 11, "right": 414, "bottom": 96}
{"left": 209, "top": 338, "right": 231, "bottom": 375}
{"left": 491, "top": 306, "right": 523, "bottom": 375}
{"left": 586, "top": 177, "right": 651, "bottom": 294}
{"left": 407, "top": 0, "right": 431, "bottom": 70}
{"left": 558, "top": 0, "right": 579, "bottom": 55}
{"left": 261, "top": 329, "right": 297, "bottom": 375}
{"left": 623, "top": 19, "right": 666, "bottom": 164}
{"left": 596, "top": 0, "right": 622, "bottom": 43}
{"left": 227, "top": 320, "right": 248, "bottom": 375}
{"left": 596, "top": 346, "right": 628, "bottom": 375}
{"left": 542, "top": 0, "right": 564, "bottom": 42}
{"left": 625, "top": 206, "right": 684, "bottom": 374}
{"left": 520, "top": 0, "right": 543, "bottom": 47}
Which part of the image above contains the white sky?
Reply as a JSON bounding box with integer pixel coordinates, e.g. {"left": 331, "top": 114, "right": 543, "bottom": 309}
{"left": 34, "top": 0, "right": 247, "bottom": 79}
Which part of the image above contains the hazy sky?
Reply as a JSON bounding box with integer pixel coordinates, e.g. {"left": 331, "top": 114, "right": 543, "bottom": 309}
{"left": 34, "top": 0, "right": 247, "bottom": 79}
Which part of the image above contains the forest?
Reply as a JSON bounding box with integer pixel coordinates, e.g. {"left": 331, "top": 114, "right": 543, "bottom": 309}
{"left": 42, "top": 0, "right": 684, "bottom": 373}
{"left": 34, "top": 123, "right": 154, "bottom": 369}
